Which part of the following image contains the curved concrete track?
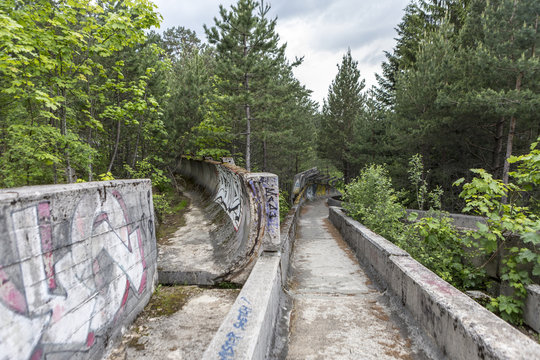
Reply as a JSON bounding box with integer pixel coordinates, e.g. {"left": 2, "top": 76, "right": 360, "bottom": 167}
{"left": 287, "top": 200, "right": 422, "bottom": 359}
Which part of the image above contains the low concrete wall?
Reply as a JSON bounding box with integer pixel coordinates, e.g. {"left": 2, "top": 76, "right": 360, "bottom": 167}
{"left": 329, "top": 206, "right": 540, "bottom": 359}
{"left": 202, "top": 195, "right": 303, "bottom": 360}
{"left": 406, "top": 209, "right": 540, "bottom": 331}
{"left": 0, "top": 180, "right": 157, "bottom": 360}
{"left": 405, "top": 209, "right": 486, "bottom": 230}
{"left": 177, "top": 159, "right": 279, "bottom": 283}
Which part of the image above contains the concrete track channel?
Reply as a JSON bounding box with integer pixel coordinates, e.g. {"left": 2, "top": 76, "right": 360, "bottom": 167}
{"left": 286, "top": 200, "right": 430, "bottom": 359}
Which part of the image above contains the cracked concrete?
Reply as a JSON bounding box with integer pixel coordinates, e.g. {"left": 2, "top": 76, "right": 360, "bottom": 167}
{"left": 105, "top": 287, "right": 239, "bottom": 360}
{"left": 157, "top": 189, "right": 226, "bottom": 285}
{"left": 286, "top": 200, "right": 422, "bottom": 360}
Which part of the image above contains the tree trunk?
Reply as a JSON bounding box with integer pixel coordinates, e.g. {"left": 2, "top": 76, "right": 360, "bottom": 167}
{"left": 491, "top": 116, "right": 505, "bottom": 178}
{"left": 61, "top": 90, "right": 74, "bottom": 183}
{"left": 107, "top": 91, "right": 122, "bottom": 174}
{"left": 262, "top": 134, "right": 267, "bottom": 172}
{"left": 243, "top": 34, "right": 251, "bottom": 171}
{"left": 501, "top": 71, "right": 523, "bottom": 203}
{"left": 245, "top": 104, "right": 251, "bottom": 171}
{"left": 88, "top": 129, "right": 93, "bottom": 181}
{"left": 108, "top": 118, "right": 121, "bottom": 174}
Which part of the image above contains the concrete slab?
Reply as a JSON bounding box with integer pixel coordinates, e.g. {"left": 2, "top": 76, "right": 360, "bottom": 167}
{"left": 329, "top": 206, "right": 540, "bottom": 360}
{"left": 287, "top": 200, "right": 424, "bottom": 359}
{"left": 157, "top": 190, "right": 225, "bottom": 285}
{"left": 202, "top": 252, "right": 282, "bottom": 360}
{"left": 105, "top": 286, "right": 239, "bottom": 360}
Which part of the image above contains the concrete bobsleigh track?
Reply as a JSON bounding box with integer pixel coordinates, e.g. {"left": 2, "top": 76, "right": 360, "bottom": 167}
{"left": 158, "top": 158, "right": 280, "bottom": 285}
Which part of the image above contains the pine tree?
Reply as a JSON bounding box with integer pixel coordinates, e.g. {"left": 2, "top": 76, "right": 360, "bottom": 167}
{"left": 204, "top": 0, "right": 286, "bottom": 171}
{"left": 318, "top": 49, "right": 365, "bottom": 183}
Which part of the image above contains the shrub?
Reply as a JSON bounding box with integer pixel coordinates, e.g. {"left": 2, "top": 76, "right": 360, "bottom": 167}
{"left": 343, "top": 164, "right": 405, "bottom": 241}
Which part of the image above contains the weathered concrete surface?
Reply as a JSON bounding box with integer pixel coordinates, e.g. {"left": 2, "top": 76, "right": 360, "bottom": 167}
{"left": 525, "top": 284, "right": 540, "bottom": 333}
{"left": 176, "top": 159, "right": 280, "bottom": 284}
{"left": 105, "top": 286, "right": 239, "bottom": 360}
{"left": 0, "top": 180, "right": 157, "bottom": 360}
{"left": 202, "top": 252, "right": 282, "bottom": 360}
{"left": 405, "top": 209, "right": 540, "bottom": 334}
{"left": 287, "top": 200, "right": 423, "bottom": 359}
{"left": 329, "top": 206, "right": 540, "bottom": 360}
{"left": 158, "top": 189, "right": 226, "bottom": 285}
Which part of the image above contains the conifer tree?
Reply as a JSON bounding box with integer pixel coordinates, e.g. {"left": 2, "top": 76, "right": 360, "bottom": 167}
{"left": 318, "top": 49, "right": 365, "bottom": 183}
{"left": 204, "top": 0, "right": 286, "bottom": 171}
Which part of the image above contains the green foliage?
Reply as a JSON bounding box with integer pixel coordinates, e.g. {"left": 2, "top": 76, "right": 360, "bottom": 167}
{"left": 318, "top": 49, "right": 366, "bottom": 183}
{"left": 279, "top": 190, "right": 290, "bottom": 223}
{"left": 98, "top": 172, "right": 115, "bottom": 181}
{"left": 455, "top": 138, "right": 540, "bottom": 324}
{"left": 152, "top": 193, "right": 171, "bottom": 223}
{"left": 0, "top": 0, "right": 165, "bottom": 186}
{"left": 398, "top": 213, "right": 485, "bottom": 290}
{"left": 407, "top": 154, "right": 446, "bottom": 210}
{"left": 344, "top": 162, "right": 484, "bottom": 293}
{"left": 124, "top": 158, "right": 173, "bottom": 222}
{"left": 124, "top": 158, "right": 170, "bottom": 191}
{"left": 343, "top": 164, "right": 405, "bottom": 240}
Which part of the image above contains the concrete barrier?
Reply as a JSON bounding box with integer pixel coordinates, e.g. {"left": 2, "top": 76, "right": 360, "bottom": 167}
{"left": 176, "top": 158, "right": 279, "bottom": 284}
{"left": 405, "top": 209, "right": 486, "bottom": 230}
{"left": 202, "top": 198, "right": 302, "bottom": 360}
{"left": 329, "top": 206, "right": 540, "bottom": 359}
{"left": 0, "top": 180, "right": 157, "bottom": 360}
{"left": 405, "top": 209, "right": 540, "bottom": 331}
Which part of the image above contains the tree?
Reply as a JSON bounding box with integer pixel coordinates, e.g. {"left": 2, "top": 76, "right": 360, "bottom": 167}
{"left": 204, "top": 0, "right": 286, "bottom": 171}
{"left": 0, "top": 0, "right": 163, "bottom": 186}
{"left": 318, "top": 49, "right": 365, "bottom": 183}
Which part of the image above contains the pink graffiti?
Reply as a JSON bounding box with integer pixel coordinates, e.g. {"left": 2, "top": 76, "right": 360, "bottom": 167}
{"left": 0, "top": 267, "right": 27, "bottom": 314}
{"left": 0, "top": 190, "right": 149, "bottom": 359}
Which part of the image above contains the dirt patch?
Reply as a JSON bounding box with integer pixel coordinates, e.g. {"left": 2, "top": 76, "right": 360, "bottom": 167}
{"left": 145, "top": 285, "right": 202, "bottom": 317}
{"left": 384, "top": 348, "right": 413, "bottom": 360}
{"left": 370, "top": 302, "right": 390, "bottom": 322}
{"left": 300, "top": 205, "right": 310, "bottom": 216}
{"left": 156, "top": 191, "right": 191, "bottom": 245}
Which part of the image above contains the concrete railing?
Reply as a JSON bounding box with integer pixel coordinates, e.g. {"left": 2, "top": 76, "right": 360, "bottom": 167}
{"left": 202, "top": 173, "right": 328, "bottom": 359}
{"left": 329, "top": 206, "right": 540, "bottom": 359}
{"left": 0, "top": 180, "right": 158, "bottom": 360}
{"left": 176, "top": 158, "right": 280, "bottom": 284}
{"left": 406, "top": 209, "right": 540, "bottom": 332}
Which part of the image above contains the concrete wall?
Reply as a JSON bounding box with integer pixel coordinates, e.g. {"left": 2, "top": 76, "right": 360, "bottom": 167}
{"left": 406, "top": 208, "right": 540, "bottom": 331}
{"left": 178, "top": 159, "right": 279, "bottom": 283}
{"left": 0, "top": 180, "right": 157, "bottom": 360}
{"left": 329, "top": 206, "right": 540, "bottom": 359}
{"left": 202, "top": 196, "right": 302, "bottom": 360}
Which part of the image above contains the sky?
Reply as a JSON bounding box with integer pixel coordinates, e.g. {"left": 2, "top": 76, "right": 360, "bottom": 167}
{"left": 150, "top": 0, "right": 410, "bottom": 106}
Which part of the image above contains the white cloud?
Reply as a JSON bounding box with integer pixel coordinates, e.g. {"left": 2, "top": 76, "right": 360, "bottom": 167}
{"left": 151, "top": 0, "right": 409, "bottom": 106}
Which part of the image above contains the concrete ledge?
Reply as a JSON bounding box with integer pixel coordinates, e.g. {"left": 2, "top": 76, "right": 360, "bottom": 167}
{"left": 202, "top": 252, "right": 282, "bottom": 360}
{"left": 329, "top": 206, "right": 540, "bottom": 360}
{"left": 525, "top": 284, "right": 540, "bottom": 333}
{"left": 201, "top": 196, "right": 302, "bottom": 359}
{"left": 405, "top": 209, "right": 486, "bottom": 230}
{"left": 0, "top": 180, "right": 157, "bottom": 360}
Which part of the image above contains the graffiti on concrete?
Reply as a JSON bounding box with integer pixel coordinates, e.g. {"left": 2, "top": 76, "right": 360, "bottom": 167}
{"left": 0, "top": 190, "right": 148, "bottom": 360}
{"left": 261, "top": 176, "right": 279, "bottom": 237}
{"left": 215, "top": 166, "right": 244, "bottom": 231}
{"left": 218, "top": 297, "right": 252, "bottom": 360}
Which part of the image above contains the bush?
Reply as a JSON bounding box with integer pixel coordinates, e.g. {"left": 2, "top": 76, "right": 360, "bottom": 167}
{"left": 343, "top": 164, "right": 405, "bottom": 241}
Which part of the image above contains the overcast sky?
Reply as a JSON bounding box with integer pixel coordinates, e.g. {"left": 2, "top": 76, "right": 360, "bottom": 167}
{"left": 151, "top": 0, "right": 410, "bottom": 106}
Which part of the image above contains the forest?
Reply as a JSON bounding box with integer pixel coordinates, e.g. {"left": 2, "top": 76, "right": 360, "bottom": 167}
{"left": 1, "top": 0, "right": 539, "bottom": 213}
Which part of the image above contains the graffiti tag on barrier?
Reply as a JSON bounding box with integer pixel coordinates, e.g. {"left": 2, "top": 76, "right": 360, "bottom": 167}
{"left": 0, "top": 190, "right": 148, "bottom": 359}
{"left": 260, "top": 176, "right": 279, "bottom": 237}
{"left": 218, "top": 297, "right": 252, "bottom": 360}
{"left": 215, "top": 166, "right": 243, "bottom": 231}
